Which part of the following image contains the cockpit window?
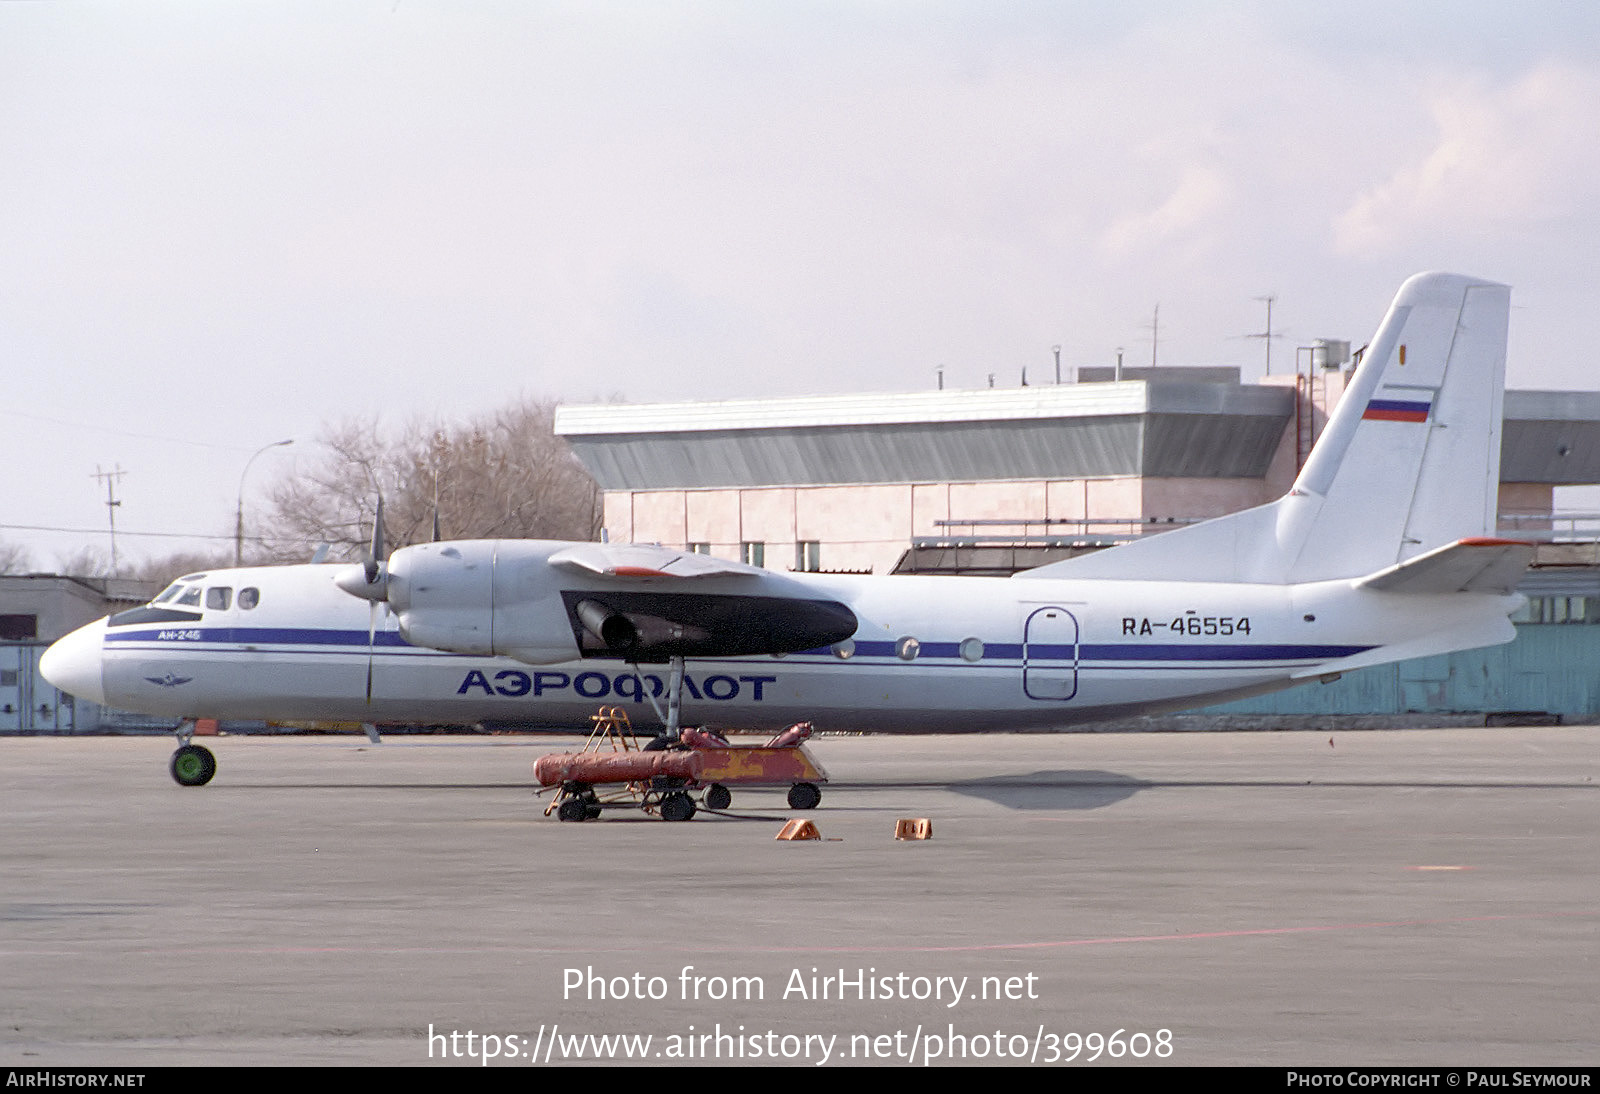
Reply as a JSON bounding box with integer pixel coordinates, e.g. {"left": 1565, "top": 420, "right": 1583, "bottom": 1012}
{"left": 206, "top": 587, "right": 232, "bottom": 611}
{"left": 152, "top": 584, "right": 181, "bottom": 604}
{"left": 238, "top": 587, "right": 260, "bottom": 610}
{"left": 174, "top": 586, "right": 203, "bottom": 608}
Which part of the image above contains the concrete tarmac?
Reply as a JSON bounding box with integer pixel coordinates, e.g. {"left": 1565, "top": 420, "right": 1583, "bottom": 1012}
{"left": 1, "top": 727, "right": 1595, "bottom": 1067}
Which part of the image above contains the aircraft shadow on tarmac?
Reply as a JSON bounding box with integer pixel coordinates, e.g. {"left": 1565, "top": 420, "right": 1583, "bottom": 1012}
{"left": 946, "top": 770, "right": 1150, "bottom": 811}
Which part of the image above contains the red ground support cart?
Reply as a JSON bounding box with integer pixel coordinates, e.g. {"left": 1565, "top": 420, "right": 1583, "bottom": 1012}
{"left": 535, "top": 707, "right": 829, "bottom": 821}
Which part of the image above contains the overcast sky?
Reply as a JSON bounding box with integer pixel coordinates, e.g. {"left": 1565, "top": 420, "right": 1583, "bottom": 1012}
{"left": 5, "top": 1, "right": 1600, "bottom": 572}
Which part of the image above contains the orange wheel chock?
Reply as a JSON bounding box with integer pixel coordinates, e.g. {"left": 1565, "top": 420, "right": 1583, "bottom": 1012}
{"left": 894, "top": 818, "right": 933, "bottom": 841}
{"left": 776, "top": 819, "right": 821, "bottom": 841}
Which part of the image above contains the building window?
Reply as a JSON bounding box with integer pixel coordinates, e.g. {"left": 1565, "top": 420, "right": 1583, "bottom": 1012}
{"left": 741, "top": 542, "right": 765, "bottom": 567}
{"left": 688, "top": 543, "right": 711, "bottom": 555}
{"left": 1512, "top": 596, "right": 1599, "bottom": 624}
{"left": 0, "top": 615, "right": 38, "bottom": 641}
{"left": 795, "top": 541, "right": 821, "bottom": 572}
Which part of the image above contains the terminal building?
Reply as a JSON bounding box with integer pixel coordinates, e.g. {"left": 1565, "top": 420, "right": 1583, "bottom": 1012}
{"left": 556, "top": 369, "right": 1600, "bottom": 576}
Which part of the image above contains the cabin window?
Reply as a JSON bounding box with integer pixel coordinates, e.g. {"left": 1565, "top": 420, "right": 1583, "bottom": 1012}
{"left": 238, "top": 587, "right": 260, "bottom": 610}
{"left": 206, "top": 587, "right": 232, "bottom": 611}
{"left": 832, "top": 639, "right": 855, "bottom": 659}
{"left": 896, "top": 636, "right": 920, "bottom": 661}
{"left": 959, "top": 637, "right": 985, "bottom": 662}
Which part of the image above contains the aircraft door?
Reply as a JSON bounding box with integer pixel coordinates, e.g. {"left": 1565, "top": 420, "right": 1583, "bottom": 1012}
{"left": 1023, "top": 605, "right": 1079, "bottom": 701}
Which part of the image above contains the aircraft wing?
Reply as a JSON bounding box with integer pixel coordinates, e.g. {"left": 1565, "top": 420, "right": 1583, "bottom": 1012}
{"left": 1353, "top": 538, "right": 1534, "bottom": 596}
{"left": 548, "top": 543, "right": 762, "bottom": 580}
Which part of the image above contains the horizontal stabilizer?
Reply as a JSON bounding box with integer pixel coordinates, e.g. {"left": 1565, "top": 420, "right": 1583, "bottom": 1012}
{"left": 549, "top": 543, "right": 761, "bottom": 580}
{"left": 1353, "top": 537, "right": 1533, "bottom": 595}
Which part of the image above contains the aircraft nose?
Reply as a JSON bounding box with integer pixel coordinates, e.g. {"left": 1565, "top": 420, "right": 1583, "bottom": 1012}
{"left": 40, "top": 618, "right": 109, "bottom": 705}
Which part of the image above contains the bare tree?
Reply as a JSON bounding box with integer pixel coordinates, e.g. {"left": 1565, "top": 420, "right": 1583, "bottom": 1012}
{"left": 53, "top": 544, "right": 114, "bottom": 578}
{"left": 131, "top": 548, "right": 237, "bottom": 589}
{"left": 0, "top": 539, "right": 31, "bottom": 575}
{"left": 255, "top": 397, "right": 601, "bottom": 563}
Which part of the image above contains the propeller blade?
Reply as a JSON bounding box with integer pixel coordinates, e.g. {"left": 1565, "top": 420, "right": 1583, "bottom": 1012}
{"left": 365, "top": 600, "right": 377, "bottom": 704}
{"left": 363, "top": 496, "right": 386, "bottom": 585}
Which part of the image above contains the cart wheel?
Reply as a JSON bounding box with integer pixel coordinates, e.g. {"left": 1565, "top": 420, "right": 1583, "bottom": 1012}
{"left": 660, "top": 793, "right": 696, "bottom": 822}
{"left": 558, "top": 798, "right": 589, "bottom": 822}
{"left": 704, "top": 784, "right": 732, "bottom": 811}
{"left": 787, "top": 782, "right": 821, "bottom": 810}
{"left": 585, "top": 804, "right": 603, "bottom": 820}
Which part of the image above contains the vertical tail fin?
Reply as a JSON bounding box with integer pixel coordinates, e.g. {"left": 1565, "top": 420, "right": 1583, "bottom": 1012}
{"left": 1276, "top": 271, "right": 1508, "bottom": 581}
{"left": 1018, "top": 271, "right": 1510, "bottom": 584}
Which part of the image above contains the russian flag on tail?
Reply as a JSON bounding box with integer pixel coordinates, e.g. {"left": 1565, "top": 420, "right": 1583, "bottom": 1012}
{"left": 1362, "top": 398, "right": 1431, "bottom": 423}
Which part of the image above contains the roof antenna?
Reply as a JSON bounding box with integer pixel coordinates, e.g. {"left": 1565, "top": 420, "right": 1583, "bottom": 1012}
{"left": 1245, "top": 293, "right": 1280, "bottom": 375}
{"left": 91, "top": 464, "right": 125, "bottom": 576}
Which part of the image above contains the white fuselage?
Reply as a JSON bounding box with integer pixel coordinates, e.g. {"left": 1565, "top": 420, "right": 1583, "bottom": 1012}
{"left": 45, "top": 561, "right": 1516, "bottom": 733}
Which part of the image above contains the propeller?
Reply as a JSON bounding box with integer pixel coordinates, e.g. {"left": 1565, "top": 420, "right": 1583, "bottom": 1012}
{"left": 332, "top": 497, "right": 390, "bottom": 704}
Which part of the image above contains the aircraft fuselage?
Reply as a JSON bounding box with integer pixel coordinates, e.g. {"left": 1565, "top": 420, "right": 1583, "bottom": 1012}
{"left": 45, "top": 559, "right": 1516, "bottom": 733}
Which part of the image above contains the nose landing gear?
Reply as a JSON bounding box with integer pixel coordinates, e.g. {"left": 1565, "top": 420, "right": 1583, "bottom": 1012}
{"left": 168, "top": 719, "right": 217, "bottom": 786}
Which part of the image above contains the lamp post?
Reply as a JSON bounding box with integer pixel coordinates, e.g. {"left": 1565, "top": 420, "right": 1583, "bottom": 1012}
{"left": 236, "top": 439, "right": 294, "bottom": 565}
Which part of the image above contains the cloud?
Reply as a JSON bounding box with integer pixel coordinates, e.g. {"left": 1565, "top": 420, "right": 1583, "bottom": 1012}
{"left": 1099, "top": 163, "right": 1231, "bottom": 260}
{"left": 1334, "top": 63, "right": 1600, "bottom": 254}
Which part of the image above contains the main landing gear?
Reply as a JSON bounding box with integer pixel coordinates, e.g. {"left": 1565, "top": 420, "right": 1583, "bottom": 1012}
{"left": 169, "top": 719, "right": 217, "bottom": 787}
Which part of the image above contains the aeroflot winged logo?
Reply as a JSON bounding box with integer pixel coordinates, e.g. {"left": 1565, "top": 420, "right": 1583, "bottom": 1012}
{"left": 144, "top": 673, "right": 193, "bottom": 688}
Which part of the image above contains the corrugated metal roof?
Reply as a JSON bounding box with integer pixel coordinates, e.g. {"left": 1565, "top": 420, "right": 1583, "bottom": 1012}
{"left": 560, "top": 383, "right": 1600, "bottom": 491}
{"left": 563, "top": 381, "right": 1294, "bottom": 489}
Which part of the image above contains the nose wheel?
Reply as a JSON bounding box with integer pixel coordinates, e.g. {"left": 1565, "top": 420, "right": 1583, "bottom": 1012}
{"left": 170, "top": 743, "right": 217, "bottom": 786}
{"left": 168, "top": 719, "right": 217, "bottom": 786}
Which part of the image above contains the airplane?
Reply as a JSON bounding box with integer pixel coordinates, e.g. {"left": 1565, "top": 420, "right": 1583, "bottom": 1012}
{"left": 41, "top": 271, "right": 1533, "bottom": 789}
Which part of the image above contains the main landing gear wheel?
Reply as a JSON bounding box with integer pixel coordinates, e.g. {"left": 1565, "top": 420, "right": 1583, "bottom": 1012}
{"left": 787, "top": 782, "right": 821, "bottom": 810}
{"left": 170, "top": 744, "right": 217, "bottom": 787}
{"left": 660, "top": 792, "right": 697, "bottom": 822}
{"left": 703, "top": 783, "right": 732, "bottom": 812}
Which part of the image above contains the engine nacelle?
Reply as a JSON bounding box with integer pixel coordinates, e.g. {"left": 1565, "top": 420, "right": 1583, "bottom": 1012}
{"left": 387, "top": 540, "right": 579, "bottom": 663}
{"left": 383, "top": 540, "right": 858, "bottom": 666}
